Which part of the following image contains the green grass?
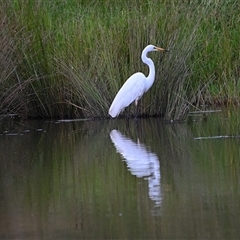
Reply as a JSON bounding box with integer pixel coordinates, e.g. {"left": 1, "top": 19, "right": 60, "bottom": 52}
{"left": 0, "top": 0, "right": 239, "bottom": 120}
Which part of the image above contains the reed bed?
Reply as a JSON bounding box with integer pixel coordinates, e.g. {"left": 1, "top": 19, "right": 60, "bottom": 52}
{"left": 0, "top": 0, "right": 239, "bottom": 120}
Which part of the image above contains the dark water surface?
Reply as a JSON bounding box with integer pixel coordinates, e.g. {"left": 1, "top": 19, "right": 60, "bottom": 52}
{"left": 0, "top": 109, "right": 240, "bottom": 239}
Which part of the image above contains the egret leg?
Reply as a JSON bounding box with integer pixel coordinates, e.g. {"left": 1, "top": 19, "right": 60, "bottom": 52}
{"left": 134, "top": 99, "right": 139, "bottom": 122}
{"left": 125, "top": 107, "right": 131, "bottom": 120}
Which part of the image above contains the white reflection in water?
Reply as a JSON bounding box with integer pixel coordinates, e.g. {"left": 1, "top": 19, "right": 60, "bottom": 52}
{"left": 110, "top": 129, "right": 162, "bottom": 208}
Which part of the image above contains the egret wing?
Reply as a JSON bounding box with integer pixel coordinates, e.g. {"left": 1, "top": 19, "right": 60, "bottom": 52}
{"left": 109, "top": 72, "right": 146, "bottom": 117}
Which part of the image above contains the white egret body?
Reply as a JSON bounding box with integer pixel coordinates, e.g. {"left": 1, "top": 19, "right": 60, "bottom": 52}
{"left": 108, "top": 44, "right": 167, "bottom": 118}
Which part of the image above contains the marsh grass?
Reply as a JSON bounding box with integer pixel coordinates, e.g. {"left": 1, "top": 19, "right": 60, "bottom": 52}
{"left": 0, "top": 0, "right": 239, "bottom": 120}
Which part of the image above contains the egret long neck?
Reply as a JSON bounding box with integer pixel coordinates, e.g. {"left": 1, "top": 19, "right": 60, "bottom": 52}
{"left": 141, "top": 51, "right": 155, "bottom": 92}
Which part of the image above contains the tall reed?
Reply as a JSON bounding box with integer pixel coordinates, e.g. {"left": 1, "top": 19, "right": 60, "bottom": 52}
{"left": 0, "top": 0, "right": 239, "bottom": 120}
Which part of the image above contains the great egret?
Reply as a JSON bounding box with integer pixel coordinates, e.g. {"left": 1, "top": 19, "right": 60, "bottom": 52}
{"left": 108, "top": 44, "right": 168, "bottom": 118}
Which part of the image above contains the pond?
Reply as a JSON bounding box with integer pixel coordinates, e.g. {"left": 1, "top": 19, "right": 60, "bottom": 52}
{"left": 0, "top": 108, "right": 240, "bottom": 239}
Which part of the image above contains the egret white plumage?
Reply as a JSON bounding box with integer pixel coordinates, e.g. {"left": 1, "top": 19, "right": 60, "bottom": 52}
{"left": 108, "top": 44, "right": 167, "bottom": 119}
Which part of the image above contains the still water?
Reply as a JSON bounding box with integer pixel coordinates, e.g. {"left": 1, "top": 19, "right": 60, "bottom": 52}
{"left": 0, "top": 108, "right": 240, "bottom": 239}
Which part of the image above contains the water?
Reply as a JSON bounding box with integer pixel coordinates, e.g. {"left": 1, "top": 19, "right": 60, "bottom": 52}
{"left": 0, "top": 108, "right": 240, "bottom": 239}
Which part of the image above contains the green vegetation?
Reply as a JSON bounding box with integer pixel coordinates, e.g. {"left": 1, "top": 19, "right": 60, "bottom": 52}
{"left": 0, "top": 0, "right": 239, "bottom": 120}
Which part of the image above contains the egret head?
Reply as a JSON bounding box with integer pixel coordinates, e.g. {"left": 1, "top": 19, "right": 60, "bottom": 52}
{"left": 145, "top": 44, "right": 169, "bottom": 52}
{"left": 141, "top": 45, "right": 169, "bottom": 62}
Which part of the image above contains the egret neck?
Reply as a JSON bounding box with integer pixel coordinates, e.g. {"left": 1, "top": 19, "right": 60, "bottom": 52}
{"left": 141, "top": 48, "right": 156, "bottom": 92}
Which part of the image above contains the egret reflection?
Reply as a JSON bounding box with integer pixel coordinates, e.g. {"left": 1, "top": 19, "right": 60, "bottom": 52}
{"left": 110, "top": 129, "right": 162, "bottom": 207}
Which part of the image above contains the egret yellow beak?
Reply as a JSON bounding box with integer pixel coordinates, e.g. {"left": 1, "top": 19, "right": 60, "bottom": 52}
{"left": 154, "top": 47, "right": 169, "bottom": 52}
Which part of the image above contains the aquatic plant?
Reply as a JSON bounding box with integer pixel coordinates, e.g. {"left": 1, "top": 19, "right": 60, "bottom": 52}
{"left": 0, "top": 0, "right": 239, "bottom": 120}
